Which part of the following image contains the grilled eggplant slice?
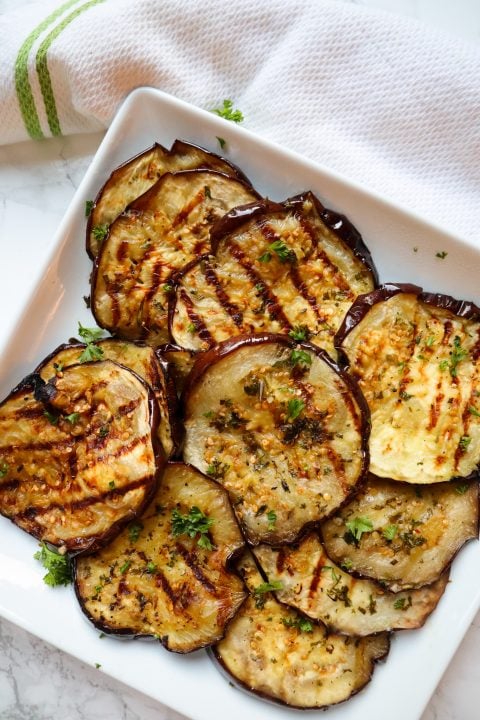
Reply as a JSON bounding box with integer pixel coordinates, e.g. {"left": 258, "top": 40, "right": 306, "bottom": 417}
{"left": 36, "top": 339, "right": 179, "bottom": 458}
{"left": 87, "top": 140, "right": 250, "bottom": 258}
{"left": 92, "top": 170, "right": 259, "bottom": 346}
{"left": 0, "top": 361, "right": 161, "bottom": 552}
{"left": 183, "top": 334, "right": 369, "bottom": 545}
{"left": 253, "top": 533, "right": 448, "bottom": 636}
{"left": 337, "top": 284, "right": 480, "bottom": 483}
{"left": 212, "top": 552, "right": 389, "bottom": 708}
{"left": 321, "top": 474, "right": 478, "bottom": 590}
{"left": 75, "top": 462, "right": 246, "bottom": 652}
{"left": 170, "top": 194, "right": 377, "bottom": 356}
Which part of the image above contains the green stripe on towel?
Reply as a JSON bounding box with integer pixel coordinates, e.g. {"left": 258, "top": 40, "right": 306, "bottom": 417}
{"left": 36, "top": 0, "right": 107, "bottom": 137}
{"left": 14, "top": 0, "right": 82, "bottom": 139}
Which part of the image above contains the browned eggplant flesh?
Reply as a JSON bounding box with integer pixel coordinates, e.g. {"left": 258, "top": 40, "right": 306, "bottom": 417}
{"left": 337, "top": 285, "right": 480, "bottom": 483}
{"left": 170, "top": 194, "right": 377, "bottom": 357}
{"left": 183, "top": 334, "right": 369, "bottom": 545}
{"left": 253, "top": 533, "right": 448, "bottom": 636}
{"left": 75, "top": 462, "right": 246, "bottom": 652}
{"left": 37, "top": 339, "right": 178, "bottom": 458}
{"left": 87, "top": 140, "right": 251, "bottom": 258}
{"left": 0, "top": 361, "right": 161, "bottom": 552}
{"left": 212, "top": 552, "right": 389, "bottom": 708}
{"left": 321, "top": 474, "right": 478, "bottom": 590}
{"left": 91, "top": 169, "right": 259, "bottom": 346}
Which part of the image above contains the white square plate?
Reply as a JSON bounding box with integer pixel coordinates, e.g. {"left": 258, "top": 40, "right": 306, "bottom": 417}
{"left": 1, "top": 87, "right": 479, "bottom": 720}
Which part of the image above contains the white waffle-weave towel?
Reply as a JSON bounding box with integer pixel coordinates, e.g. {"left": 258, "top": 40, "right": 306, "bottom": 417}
{"left": 1, "top": 0, "right": 479, "bottom": 241}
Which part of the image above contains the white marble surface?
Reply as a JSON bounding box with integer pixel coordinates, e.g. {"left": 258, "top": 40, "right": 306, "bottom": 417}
{"left": 1, "top": 1, "right": 480, "bottom": 719}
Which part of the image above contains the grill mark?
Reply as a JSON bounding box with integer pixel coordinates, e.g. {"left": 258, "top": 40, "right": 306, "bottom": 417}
{"left": 427, "top": 380, "right": 444, "bottom": 431}
{"left": 288, "top": 265, "right": 329, "bottom": 326}
{"left": 175, "top": 542, "right": 217, "bottom": 595}
{"left": 116, "top": 241, "right": 129, "bottom": 262}
{"left": 0, "top": 397, "right": 143, "bottom": 455}
{"left": 202, "top": 259, "right": 244, "bottom": 328}
{"left": 15, "top": 476, "right": 149, "bottom": 521}
{"left": 397, "top": 321, "right": 417, "bottom": 404}
{"left": 102, "top": 273, "right": 122, "bottom": 326}
{"left": 86, "top": 434, "right": 146, "bottom": 462}
{"left": 179, "top": 289, "right": 214, "bottom": 344}
{"left": 171, "top": 188, "right": 205, "bottom": 229}
{"left": 471, "top": 327, "right": 480, "bottom": 361}
{"left": 0, "top": 479, "right": 19, "bottom": 492}
{"left": 227, "top": 242, "right": 292, "bottom": 330}
{"left": 276, "top": 548, "right": 286, "bottom": 574}
{"left": 454, "top": 386, "right": 479, "bottom": 469}
{"left": 13, "top": 406, "right": 45, "bottom": 420}
{"left": 335, "top": 380, "right": 362, "bottom": 435}
{"left": 441, "top": 320, "right": 454, "bottom": 346}
{"left": 296, "top": 215, "right": 352, "bottom": 293}
{"left": 155, "top": 569, "right": 178, "bottom": 605}
{"left": 309, "top": 552, "right": 329, "bottom": 596}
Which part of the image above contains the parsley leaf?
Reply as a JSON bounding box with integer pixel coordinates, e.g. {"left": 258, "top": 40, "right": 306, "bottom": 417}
{"left": 85, "top": 200, "right": 94, "bottom": 217}
{"left": 212, "top": 99, "right": 244, "bottom": 124}
{"left": 289, "top": 349, "right": 312, "bottom": 368}
{"left": 0, "top": 462, "right": 9, "bottom": 478}
{"left": 455, "top": 483, "right": 469, "bottom": 495}
{"left": 253, "top": 580, "right": 283, "bottom": 608}
{"left": 34, "top": 542, "right": 72, "bottom": 587}
{"left": 282, "top": 616, "right": 313, "bottom": 632}
{"left": 77, "top": 322, "right": 105, "bottom": 363}
{"left": 288, "top": 326, "right": 310, "bottom": 342}
{"left": 468, "top": 405, "right": 480, "bottom": 417}
{"left": 266, "top": 509, "right": 277, "bottom": 530}
{"left": 44, "top": 410, "right": 59, "bottom": 425}
{"left": 286, "top": 398, "right": 305, "bottom": 420}
{"left": 78, "top": 323, "right": 104, "bottom": 344}
{"left": 216, "top": 136, "right": 226, "bottom": 149}
{"left": 435, "top": 251, "right": 448, "bottom": 259}
{"left": 382, "top": 524, "right": 398, "bottom": 541}
{"left": 92, "top": 224, "right": 109, "bottom": 243}
{"left": 269, "top": 239, "right": 297, "bottom": 264}
{"left": 459, "top": 435, "right": 471, "bottom": 451}
{"left": 128, "top": 521, "right": 144, "bottom": 543}
{"left": 171, "top": 506, "right": 214, "bottom": 550}
{"left": 64, "top": 413, "right": 80, "bottom": 425}
{"left": 345, "top": 516, "right": 374, "bottom": 543}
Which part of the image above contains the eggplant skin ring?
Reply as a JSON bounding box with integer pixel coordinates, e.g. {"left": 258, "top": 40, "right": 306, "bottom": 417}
{"left": 183, "top": 333, "right": 370, "bottom": 545}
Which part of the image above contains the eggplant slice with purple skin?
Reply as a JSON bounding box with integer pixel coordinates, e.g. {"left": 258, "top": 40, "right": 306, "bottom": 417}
{"left": 212, "top": 551, "right": 389, "bottom": 709}
{"left": 170, "top": 193, "right": 377, "bottom": 358}
{"left": 91, "top": 169, "right": 259, "bottom": 347}
{"left": 0, "top": 360, "right": 162, "bottom": 553}
{"left": 75, "top": 462, "right": 246, "bottom": 653}
{"left": 253, "top": 533, "right": 449, "bottom": 636}
{"left": 36, "top": 339, "right": 180, "bottom": 458}
{"left": 321, "top": 474, "right": 478, "bottom": 591}
{"left": 156, "top": 344, "right": 197, "bottom": 396}
{"left": 182, "top": 334, "right": 370, "bottom": 545}
{"left": 87, "top": 139, "right": 251, "bottom": 259}
{"left": 336, "top": 284, "right": 480, "bottom": 483}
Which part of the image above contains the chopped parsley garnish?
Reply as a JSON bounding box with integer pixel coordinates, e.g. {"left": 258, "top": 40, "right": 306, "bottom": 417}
{"left": 94, "top": 663, "right": 102, "bottom": 669}
{"left": 187, "top": 322, "right": 196, "bottom": 334}
{"left": 163, "top": 284, "right": 173, "bottom": 293}
{"left": 92, "top": 224, "right": 109, "bottom": 243}
{"left": 206, "top": 459, "right": 230, "bottom": 479}
{"left": 455, "top": 483, "right": 469, "bottom": 495}
{"left": 399, "top": 390, "right": 413, "bottom": 401}
{"left": 77, "top": 322, "right": 105, "bottom": 363}
{"left": 85, "top": 200, "right": 94, "bottom": 217}
{"left": 340, "top": 558, "right": 353, "bottom": 571}
{"left": 34, "top": 542, "right": 72, "bottom": 587}
{"left": 344, "top": 516, "right": 373, "bottom": 544}
{"left": 449, "top": 336, "right": 468, "bottom": 377}
{"left": 288, "top": 325, "right": 310, "bottom": 342}
{"left": 146, "top": 561, "right": 157, "bottom": 573}
{"left": 216, "top": 136, "right": 226, "bottom": 149}
{"left": 286, "top": 398, "right": 305, "bottom": 420}
{"left": 119, "top": 560, "right": 131, "bottom": 574}
{"left": 44, "top": 410, "right": 59, "bottom": 425}
{"left": 253, "top": 580, "right": 283, "bottom": 608}
{"left": 204, "top": 185, "right": 212, "bottom": 199}
{"left": 212, "top": 99, "right": 244, "bottom": 124}
{"left": 468, "top": 405, "right": 480, "bottom": 417}
{"left": 128, "top": 521, "right": 144, "bottom": 543}
{"left": 393, "top": 596, "right": 412, "bottom": 611}
{"left": 64, "top": 412, "right": 80, "bottom": 424}
{"left": 289, "top": 349, "right": 312, "bottom": 368}
{"left": 266, "top": 509, "right": 277, "bottom": 530}
{"left": 171, "top": 506, "right": 214, "bottom": 550}
{"left": 435, "top": 251, "right": 448, "bottom": 259}
{"left": 0, "top": 462, "right": 9, "bottom": 478}
{"left": 98, "top": 425, "right": 109, "bottom": 438}
{"left": 282, "top": 616, "right": 313, "bottom": 632}
{"left": 258, "top": 239, "right": 296, "bottom": 264}
{"left": 459, "top": 435, "right": 472, "bottom": 451}
{"left": 382, "top": 524, "right": 398, "bottom": 541}
{"left": 108, "top": 480, "right": 115, "bottom": 490}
